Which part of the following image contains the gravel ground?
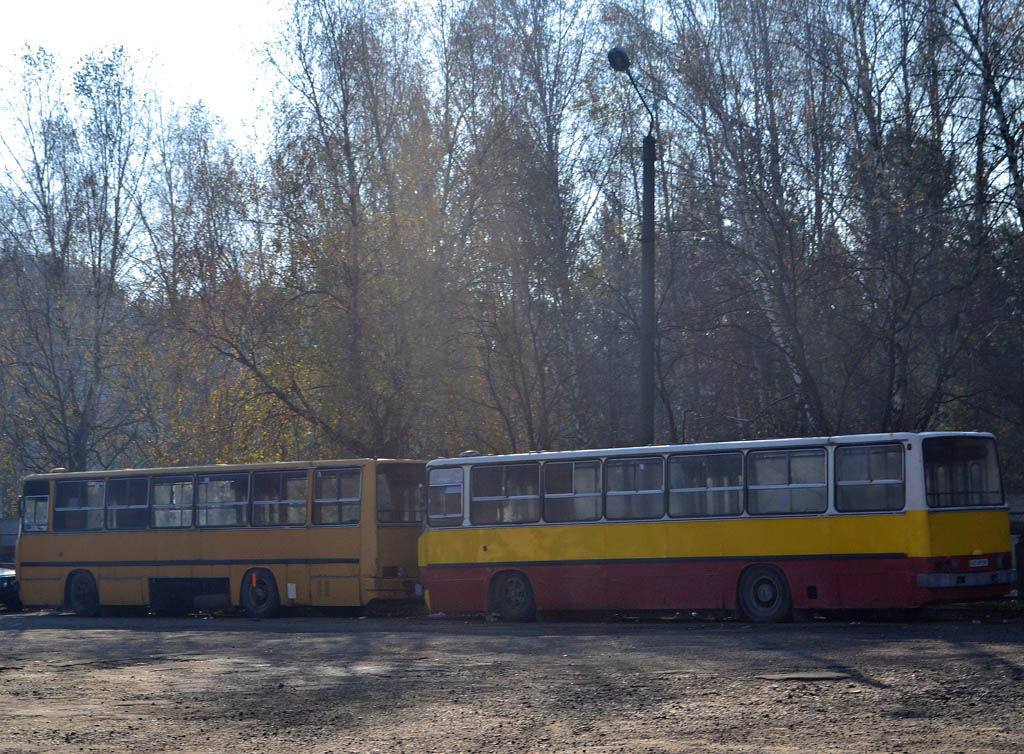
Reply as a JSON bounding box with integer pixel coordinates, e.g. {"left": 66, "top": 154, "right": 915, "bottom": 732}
{"left": 1, "top": 607, "right": 1022, "bottom": 753}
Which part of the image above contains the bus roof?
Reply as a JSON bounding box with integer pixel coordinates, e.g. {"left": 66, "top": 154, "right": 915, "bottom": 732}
{"left": 24, "top": 458, "right": 424, "bottom": 481}
{"left": 426, "top": 432, "right": 996, "bottom": 468}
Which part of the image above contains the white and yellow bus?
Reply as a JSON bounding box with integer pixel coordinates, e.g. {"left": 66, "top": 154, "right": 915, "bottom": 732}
{"left": 418, "top": 432, "right": 1014, "bottom": 621}
{"left": 17, "top": 459, "right": 423, "bottom": 617}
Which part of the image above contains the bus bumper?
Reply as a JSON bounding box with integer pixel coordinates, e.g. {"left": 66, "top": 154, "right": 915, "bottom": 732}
{"left": 917, "top": 569, "right": 1016, "bottom": 589}
{"left": 365, "top": 577, "right": 419, "bottom": 600}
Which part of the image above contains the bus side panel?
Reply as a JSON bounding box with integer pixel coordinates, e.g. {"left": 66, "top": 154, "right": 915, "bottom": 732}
{"left": 14, "top": 533, "right": 65, "bottom": 607}
{"left": 418, "top": 528, "right": 489, "bottom": 612}
{"left": 150, "top": 529, "right": 198, "bottom": 595}
{"left": 307, "top": 526, "right": 362, "bottom": 606}
{"left": 420, "top": 565, "right": 491, "bottom": 613}
{"left": 417, "top": 516, "right": 937, "bottom": 614}
{"left": 200, "top": 528, "right": 311, "bottom": 606}
{"left": 97, "top": 532, "right": 150, "bottom": 605}
{"left": 829, "top": 512, "right": 914, "bottom": 609}
{"left": 602, "top": 561, "right": 725, "bottom": 610}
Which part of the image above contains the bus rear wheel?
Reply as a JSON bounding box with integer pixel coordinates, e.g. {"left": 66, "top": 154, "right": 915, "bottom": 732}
{"left": 241, "top": 569, "right": 280, "bottom": 619}
{"left": 67, "top": 571, "right": 100, "bottom": 617}
{"left": 737, "top": 565, "right": 791, "bottom": 623}
{"left": 494, "top": 571, "right": 535, "bottom": 622}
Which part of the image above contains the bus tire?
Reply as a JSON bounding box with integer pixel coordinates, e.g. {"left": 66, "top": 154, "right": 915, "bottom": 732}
{"left": 494, "top": 571, "right": 535, "bottom": 622}
{"left": 241, "top": 569, "right": 280, "bottom": 619}
{"left": 67, "top": 571, "right": 100, "bottom": 617}
{"left": 737, "top": 565, "right": 791, "bottom": 623}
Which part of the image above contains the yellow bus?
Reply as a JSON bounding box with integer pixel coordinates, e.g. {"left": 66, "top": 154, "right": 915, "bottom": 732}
{"left": 418, "top": 432, "right": 1015, "bottom": 621}
{"left": 16, "top": 459, "right": 423, "bottom": 617}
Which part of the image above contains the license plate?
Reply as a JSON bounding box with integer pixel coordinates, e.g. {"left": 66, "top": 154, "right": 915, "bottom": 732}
{"left": 969, "top": 558, "right": 989, "bottom": 568}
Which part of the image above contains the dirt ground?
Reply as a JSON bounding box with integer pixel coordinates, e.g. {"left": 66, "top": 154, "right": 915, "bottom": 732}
{"left": 1, "top": 606, "right": 1022, "bottom": 753}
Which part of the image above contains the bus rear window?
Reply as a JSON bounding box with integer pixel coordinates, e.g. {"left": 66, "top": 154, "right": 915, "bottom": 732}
{"left": 377, "top": 464, "right": 424, "bottom": 523}
{"left": 924, "top": 437, "right": 1003, "bottom": 508}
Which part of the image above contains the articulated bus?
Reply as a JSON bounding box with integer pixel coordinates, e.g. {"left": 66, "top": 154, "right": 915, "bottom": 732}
{"left": 16, "top": 459, "right": 423, "bottom": 617}
{"left": 418, "top": 433, "right": 1015, "bottom": 621}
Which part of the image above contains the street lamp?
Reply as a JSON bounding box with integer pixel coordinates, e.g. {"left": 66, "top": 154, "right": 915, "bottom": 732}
{"left": 608, "top": 46, "right": 656, "bottom": 446}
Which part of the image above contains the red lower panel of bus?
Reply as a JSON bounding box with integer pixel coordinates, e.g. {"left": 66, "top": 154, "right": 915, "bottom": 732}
{"left": 422, "top": 552, "right": 1012, "bottom": 614}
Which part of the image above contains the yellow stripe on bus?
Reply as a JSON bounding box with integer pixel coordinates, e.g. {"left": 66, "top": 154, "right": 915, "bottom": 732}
{"left": 419, "top": 509, "right": 1011, "bottom": 566}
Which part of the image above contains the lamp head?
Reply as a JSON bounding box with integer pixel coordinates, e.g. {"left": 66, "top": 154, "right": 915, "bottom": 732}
{"left": 607, "top": 47, "right": 631, "bottom": 73}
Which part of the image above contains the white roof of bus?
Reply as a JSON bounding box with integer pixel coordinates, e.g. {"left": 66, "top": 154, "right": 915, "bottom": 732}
{"left": 426, "top": 431, "right": 996, "bottom": 467}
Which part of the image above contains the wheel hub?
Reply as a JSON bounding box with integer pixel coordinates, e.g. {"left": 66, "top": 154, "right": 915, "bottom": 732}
{"left": 755, "top": 579, "right": 777, "bottom": 606}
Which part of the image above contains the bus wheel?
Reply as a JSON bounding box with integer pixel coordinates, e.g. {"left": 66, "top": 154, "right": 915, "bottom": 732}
{"left": 494, "top": 572, "right": 535, "bottom": 622}
{"left": 67, "top": 571, "right": 100, "bottom": 617}
{"left": 241, "top": 569, "right": 280, "bottom": 619}
{"left": 737, "top": 565, "right": 791, "bottom": 623}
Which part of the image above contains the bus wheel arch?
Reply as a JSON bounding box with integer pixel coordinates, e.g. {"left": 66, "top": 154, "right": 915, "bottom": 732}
{"left": 489, "top": 570, "right": 536, "bottom": 622}
{"left": 240, "top": 568, "right": 281, "bottom": 619}
{"left": 737, "top": 564, "right": 792, "bottom": 623}
{"left": 65, "top": 570, "right": 100, "bottom": 617}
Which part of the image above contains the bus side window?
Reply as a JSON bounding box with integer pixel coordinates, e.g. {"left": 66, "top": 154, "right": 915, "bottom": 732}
{"left": 835, "top": 444, "right": 904, "bottom": 512}
{"left": 253, "top": 470, "right": 308, "bottom": 526}
{"left": 54, "top": 479, "right": 104, "bottom": 531}
{"left": 748, "top": 449, "right": 827, "bottom": 515}
{"left": 470, "top": 464, "right": 540, "bottom": 525}
{"left": 669, "top": 453, "right": 743, "bottom": 518}
{"left": 151, "top": 476, "right": 194, "bottom": 528}
{"left": 543, "top": 461, "right": 601, "bottom": 522}
{"left": 606, "top": 457, "right": 664, "bottom": 520}
{"left": 196, "top": 473, "right": 249, "bottom": 528}
{"left": 107, "top": 478, "right": 150, "bottom": 529}
{"left": 313, "top": 468, "right": 361, "bottom": 525}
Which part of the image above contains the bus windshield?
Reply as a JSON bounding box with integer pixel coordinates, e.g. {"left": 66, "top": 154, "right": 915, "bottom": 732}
{"left": 923, "top": 436, "right": 1003, "bottom": 508}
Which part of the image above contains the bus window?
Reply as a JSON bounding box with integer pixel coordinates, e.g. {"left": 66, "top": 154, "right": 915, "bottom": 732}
{"left": 22, "top": 496, "right": 49, "bottom": 531}
{"left": 253, "top": 470, "right": 308, "bottom": 526}
{"left": 21, "top": 479, "right": 49, "bottom": 532}
{"left": 606, "top": 457, "right": 664, "bottom": 520}
{"left": 151, "top": 475, "right": 194, "bottom": 528}
{"left": 427, "top": 467, "right": 462, "bottom": 527}
{"left": 543, "top": 460, "right": 601, "bottom": 522}
{"left": 313, "top": 468, "right": 361, "bottom": 525}
{"left": 748, "top": 449, "right": 826, "bottom": 515}
{"left": 924, "top": 436, "right": 1002, "bottom": 507}
{"left": 106, "top": 478, "right": 150, "bottom": 529}
{"left": 196, "top": 473, "right": 249, "bottom": 527}
{"left": 54, "top": 479, "right": 104, "bottom": 531}
{"left": 669, "top": 452, "right": 743, "bottom": 518}
{"left": 377, "top": 464, "right": 424, "bottom": 523}
{"left": 470, "top": 463, "right": 540, "bottom": 525}
{"left": 835, "top": 444, "right": 904, "bottom": 512}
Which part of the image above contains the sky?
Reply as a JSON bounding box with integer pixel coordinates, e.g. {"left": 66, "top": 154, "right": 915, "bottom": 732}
{"left": 0, "top": 0, "right": 290, "bottom": 143}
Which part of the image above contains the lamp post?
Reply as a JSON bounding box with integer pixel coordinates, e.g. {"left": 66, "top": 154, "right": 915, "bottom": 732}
{"left": 608, "top": 46, "right": 656, "bottom": 446}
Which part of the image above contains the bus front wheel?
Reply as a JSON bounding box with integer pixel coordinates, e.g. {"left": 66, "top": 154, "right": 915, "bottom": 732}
{"left": 737, "top": 565, "right": 792, "bottom": 623}
{"left": 67, "top": 571, "right": 100, "bottom": 617}
{"left": 241, "top": 569, "right": 281, "bottom": 619}
{"left": 494, "top": 571, "right": 535, "bottom": 622}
